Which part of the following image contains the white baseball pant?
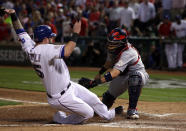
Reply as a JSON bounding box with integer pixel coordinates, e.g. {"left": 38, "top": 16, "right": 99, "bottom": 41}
{"left": 177, "top": 43, "right": 185, "bottom": 68}
{"left": 47, "top": 81, "right": 115, "bottom": 124}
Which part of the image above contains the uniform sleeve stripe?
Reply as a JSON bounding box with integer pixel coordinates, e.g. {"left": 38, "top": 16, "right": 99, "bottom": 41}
{"left": 16, "top": 29, "right": 26, "bottom": 34}
{"left": 60, "top": 46, "right": 65, "bottom": 58}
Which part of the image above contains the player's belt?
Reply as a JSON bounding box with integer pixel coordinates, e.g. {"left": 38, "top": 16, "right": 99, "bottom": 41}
{"left": 47, "top": 83, "right": 71, "bottom": 98}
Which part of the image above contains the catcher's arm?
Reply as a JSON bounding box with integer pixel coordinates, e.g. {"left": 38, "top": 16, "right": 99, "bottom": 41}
{"left": 99, "top": 68, "right": 120, "bottom": 83}
{"left": 95, "top": 52, "right": 115, "bottom": 80}
{"left": 94, "top": 60, "right": 113, "bottom": 80}
{"left": 79, "top": 68, "right": 120, "bottom": 89}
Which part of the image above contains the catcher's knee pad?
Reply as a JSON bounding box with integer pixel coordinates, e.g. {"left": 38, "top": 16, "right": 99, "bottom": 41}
{"left": 102, "top": 91, "right": 116, "bottom": 109}
{"left": 128, "top": 72, "right": 142, "bottom": 87}
{"left": 128, "top": 72, "right": 142, "bottom": 109}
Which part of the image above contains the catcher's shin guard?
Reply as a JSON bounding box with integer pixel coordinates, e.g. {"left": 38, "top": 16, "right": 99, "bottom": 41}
{"left": 128, "top": 72, "right": 142, "bottom": 109}
{"left": 102, "top": 91, "right": 116, "bottom": 109}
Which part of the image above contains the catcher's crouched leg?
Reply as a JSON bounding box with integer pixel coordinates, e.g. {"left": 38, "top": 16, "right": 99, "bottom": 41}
{"left": 127, "top": 72, "right": 142, "bottom": 119}
{"left": 128, "top": 72, "right": 142, "bottom": 109}
{"left": 102, "top": 90, "right": 116, "bottom": 109}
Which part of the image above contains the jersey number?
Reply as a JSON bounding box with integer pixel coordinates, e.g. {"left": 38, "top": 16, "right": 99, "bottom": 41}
{"left": 33, "top": 64, "right": 44, "bottom": 78}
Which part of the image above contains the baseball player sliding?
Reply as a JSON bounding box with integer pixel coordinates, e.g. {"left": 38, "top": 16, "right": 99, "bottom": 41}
{"left": 79, "top": 28, "right": 149, "bottom": 119}
{"left": 1, "top": 8, "right": 123, "bottom": 124}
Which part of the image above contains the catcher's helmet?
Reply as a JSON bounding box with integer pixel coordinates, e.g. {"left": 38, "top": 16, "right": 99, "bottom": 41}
{"left": 107, "top": 27, "right": 128, "bottom": 54}
{"left": 34, "top": 25, "right": 56, "bottom": 42}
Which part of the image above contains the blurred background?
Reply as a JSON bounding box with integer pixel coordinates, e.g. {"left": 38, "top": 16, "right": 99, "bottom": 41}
{"left": 0, "top": 0, "right": 186, "bottom": 71}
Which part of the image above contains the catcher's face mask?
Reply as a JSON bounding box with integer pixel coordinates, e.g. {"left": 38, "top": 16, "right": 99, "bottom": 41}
{"left": 107, "top": 41, "right": 123, "bottom": 54}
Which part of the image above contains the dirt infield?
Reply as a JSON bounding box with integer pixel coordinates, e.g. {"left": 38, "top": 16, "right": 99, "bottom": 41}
{"left": 0, "top": 88, "right": 186, "bottom": 131}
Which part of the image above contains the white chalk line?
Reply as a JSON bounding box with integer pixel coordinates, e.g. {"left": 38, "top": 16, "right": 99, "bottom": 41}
{"left": 140, "top": 112, "right": 179, "bottom": 117}
{"left": 0, "top": 97, "right": 185, "bottom": 118}
{"left": 1, "top": 97, "right": 186, "bottom": 118}
{"left": 0, "top": 97, "right": 186, "bottom": 130}
{"left": 0, "top": 97, "right": 48, "bottom": 105}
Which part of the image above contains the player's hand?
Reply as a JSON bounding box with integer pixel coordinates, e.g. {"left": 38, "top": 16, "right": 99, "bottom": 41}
{"left": 0, "top": 8, "right": 15, "bottom": 16}
{"left": 4, "top": 9, "right": 15, "bottom": 14}
{"left": 73, "top": 17, "right": 81, "bottom": 34}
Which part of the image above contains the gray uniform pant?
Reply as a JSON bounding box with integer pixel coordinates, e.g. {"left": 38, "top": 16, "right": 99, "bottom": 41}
{"left": 108, "top": 70, "right": 149, "bottom": 98}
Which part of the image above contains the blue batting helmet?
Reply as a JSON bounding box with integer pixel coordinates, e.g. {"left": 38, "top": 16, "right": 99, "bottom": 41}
{"left": 34, "top": 25, "right": 56, "bottom": 42}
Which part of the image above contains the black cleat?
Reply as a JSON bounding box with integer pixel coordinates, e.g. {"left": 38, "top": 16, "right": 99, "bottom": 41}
{"left": 115, "top": 106, "right": 124, "bottom": 114}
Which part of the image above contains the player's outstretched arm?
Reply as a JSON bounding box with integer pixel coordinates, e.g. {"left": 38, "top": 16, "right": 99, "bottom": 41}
{"left": 3, "top": 9, "right": 24, "bottom": 32}
{"left": 79, "top": 68, "right": 121, "bottom": 89}
{"left": 64, "top": 19, "right": 81, "bottom": 57}
{"left": 1, "top": 8, "right": 35, "bottom": 53}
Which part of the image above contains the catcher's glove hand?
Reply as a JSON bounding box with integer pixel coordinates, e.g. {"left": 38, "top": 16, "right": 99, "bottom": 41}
{"left": 78, "top": 77, "right": 100, "bottom": 89}
{"left": 0, "top": 7, "right": 6, "bottom": 17}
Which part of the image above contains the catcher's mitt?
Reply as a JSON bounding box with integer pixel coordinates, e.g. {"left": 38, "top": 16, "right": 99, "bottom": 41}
{"left": 78, "top": 77, "right": 100, "bottom": 89}
{"left": 78, "top": 77, "right": 92, "bottom": 89}
{"left": 0, "top": 7, "right": 5, "bottom": 17}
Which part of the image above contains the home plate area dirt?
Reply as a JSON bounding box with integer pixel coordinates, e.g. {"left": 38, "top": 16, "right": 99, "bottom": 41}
{"left": 0, "top": 88, "right": 186, "bottom": 131}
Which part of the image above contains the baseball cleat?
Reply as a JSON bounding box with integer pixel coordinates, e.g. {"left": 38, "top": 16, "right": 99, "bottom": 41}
{"left": 53, "top": 111, "right": 67, "bottom": 124}
{"left": 115, "top": 106, "right": 124, "bottom": 114}
{"left": 127, "top": 108, "right": 139, "bottom": 119}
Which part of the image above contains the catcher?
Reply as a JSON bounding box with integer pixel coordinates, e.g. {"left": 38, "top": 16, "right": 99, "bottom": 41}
{"left": 79, "top": 28, "right": 149, "bottom": 119}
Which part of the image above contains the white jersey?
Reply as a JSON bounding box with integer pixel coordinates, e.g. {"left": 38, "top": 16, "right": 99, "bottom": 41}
{"left": 171, "top": 20, "right": 186, "bottom": 38}
{"left": 18, "top": 31, "right": 70, "bottom": 95}
{"left": 119, "top": 7, "right": 135, "bottom": 29}
{"left": 137, "top": 2, "right": 156, "bottom": 23}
